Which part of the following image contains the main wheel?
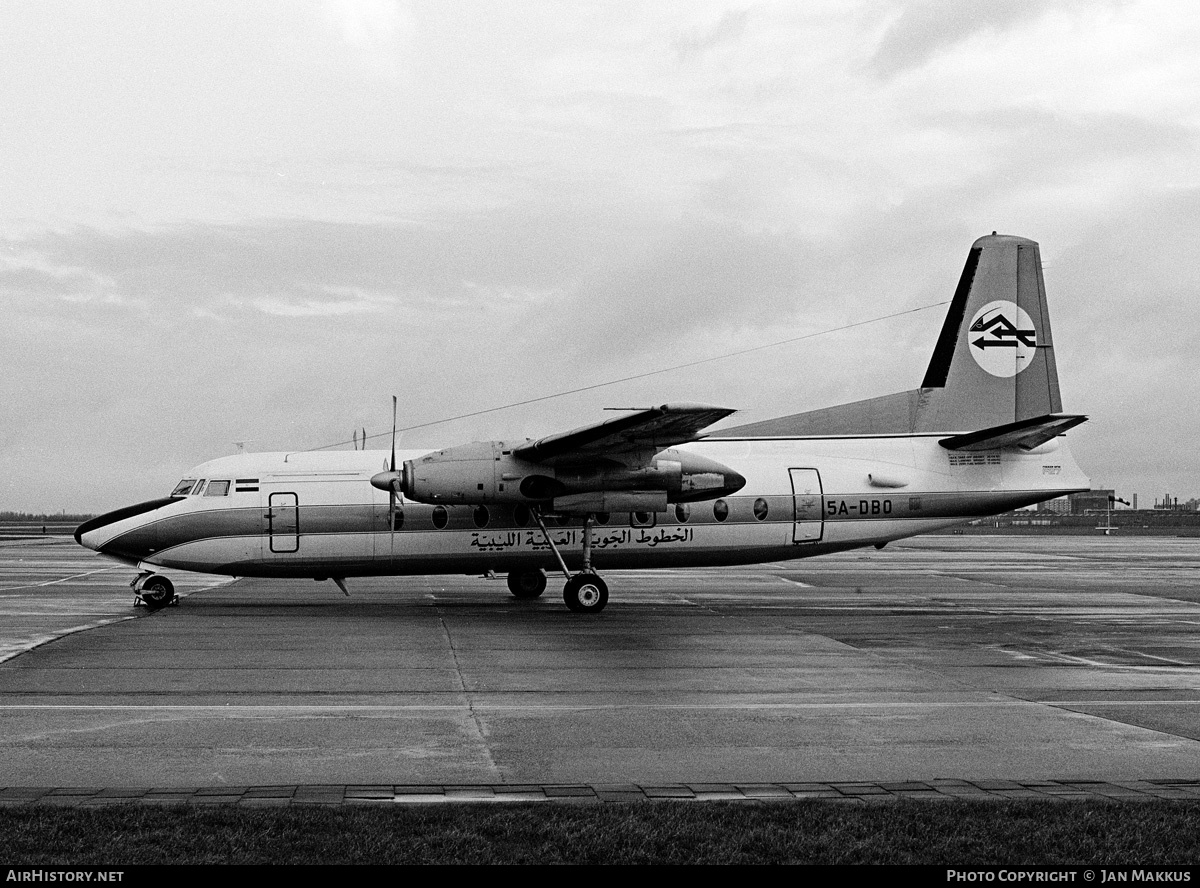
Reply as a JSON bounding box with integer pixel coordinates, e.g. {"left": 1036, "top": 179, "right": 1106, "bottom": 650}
{"left": 563, "top": 573, "right": 608, "bottom": 613}
{"left": 507, "top": 568, "right": 547, "bottom": 599}
{"left": 141, "top": 576, "right": 176, "bottom": 609}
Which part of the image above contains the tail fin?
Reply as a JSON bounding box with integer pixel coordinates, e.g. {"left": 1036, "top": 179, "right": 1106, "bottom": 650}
{"left": 710, "top": 233, "right": 1073, "bottom": 439}
{"left": 915, "top": 234, "right": 1062, "bottom": 432}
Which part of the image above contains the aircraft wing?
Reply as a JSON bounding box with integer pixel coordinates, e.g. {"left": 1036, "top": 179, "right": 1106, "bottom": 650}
{"left": 939, "top": 413, "right": 1088, "bottom": 452}
{"left": 514, "top": 403, "right": 736, "bottom": 464}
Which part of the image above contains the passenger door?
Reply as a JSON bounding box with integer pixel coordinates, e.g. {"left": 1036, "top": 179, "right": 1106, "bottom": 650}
{"left": 789, "top": 468, "right": 824, "bottom": 543}
{"left": 266, "top": 492, "right": 299, "bottom": 553}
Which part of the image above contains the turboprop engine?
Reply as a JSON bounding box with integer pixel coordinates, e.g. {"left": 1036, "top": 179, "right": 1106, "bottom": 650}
{"left": 371, "top": 443, "right": 745, "bottom": 513}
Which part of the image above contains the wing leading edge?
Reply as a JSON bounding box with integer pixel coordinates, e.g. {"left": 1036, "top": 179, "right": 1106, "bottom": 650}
{"left": 514, "top": 403, "right": 736, "bottom": 465}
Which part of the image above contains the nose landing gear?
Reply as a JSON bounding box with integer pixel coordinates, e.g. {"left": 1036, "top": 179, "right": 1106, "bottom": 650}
{"left": 132, "top": 572, "right": 176, "bottom": 610}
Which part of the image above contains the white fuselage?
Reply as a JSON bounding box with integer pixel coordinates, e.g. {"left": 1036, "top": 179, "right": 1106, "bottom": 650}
{"left": 78, "top": 433, "right": 1089, "bottom": 579}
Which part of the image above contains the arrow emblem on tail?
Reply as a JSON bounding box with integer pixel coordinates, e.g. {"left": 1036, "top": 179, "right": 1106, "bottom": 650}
{"left": 970, "top": 312, "right": 1036, "bottom": 350}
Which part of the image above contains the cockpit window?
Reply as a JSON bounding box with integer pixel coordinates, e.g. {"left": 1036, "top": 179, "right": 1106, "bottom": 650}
{"left": 171, "top": 479, "right": 196, "bottom": 497}
{"left": 204, "top": 480, "right": 231, "bottom": 497}
{"left": 192, "top": 480, "right": 207, "bottom": 496}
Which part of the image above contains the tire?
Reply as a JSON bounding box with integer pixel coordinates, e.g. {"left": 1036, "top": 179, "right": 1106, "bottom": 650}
{"left": 563, "top": 573, "right": 608, "bottom": 613}
{"left": 141, "top": 576, "right": 175, "bottom": 609}
{"left": 507, "top": 568, "right": 548, "bottom": 599}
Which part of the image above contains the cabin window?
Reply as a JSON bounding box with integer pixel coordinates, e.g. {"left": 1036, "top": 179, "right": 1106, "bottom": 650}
{"left": 674, "top": 503, "right": 690, "bottom": 523}
{"left": 630, "top": 511, "right": 655, "bottom": 528}
{"left": 513, "top": 504, "right": 531, "bottom": 527}
{"left": 205, "top": 480, "right": 231, "bottom": 497}
{"left": 171, "top": 479, "right": 196, "bottom": 497}
{"left": 392, "top": 508, "right": 404, "bottom": 531}
{"left": 713, "top": 499, "right": 729, "bottom": 522}
{"left": 593, "top": 512, "right": 610, "bottom": 526}
{"left": 431, "top": 506, "right": 449, "bottom": 529}
{"left": 753, "top": 498, "right": 769, "bottom": 521}
{"left": 554, "top": 513, "right": 571, "bottom": 527}
{"left": 192, "top": 480, "right": 207, "bottom": 496}
{"left": 473, "top": 506, "right": 490, "bottom": 528}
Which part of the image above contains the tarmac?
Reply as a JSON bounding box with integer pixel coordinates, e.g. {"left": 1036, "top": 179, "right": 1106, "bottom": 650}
{"left": 3, "top": 533, "right": 1200, "bottom": 805}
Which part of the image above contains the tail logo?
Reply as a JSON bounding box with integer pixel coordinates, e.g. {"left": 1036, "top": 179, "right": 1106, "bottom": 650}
{"left": 968, "top": 300, "right": 1037, "bottom": 378}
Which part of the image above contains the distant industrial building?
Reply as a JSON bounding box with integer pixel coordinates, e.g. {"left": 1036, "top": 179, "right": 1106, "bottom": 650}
{"left": 1040, "top": 497, "right": 1070, "bottom": 515}
{"left": 1154, "top": 494, "right": 1197, "bottom": 511}
{"left": 1069, "top": 489, "right": 1115, "bottom": 515}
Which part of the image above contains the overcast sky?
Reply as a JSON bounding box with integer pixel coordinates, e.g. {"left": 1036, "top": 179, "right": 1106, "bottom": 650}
{"left": 2, "top": 0, "right": 1197, "bottom": 513}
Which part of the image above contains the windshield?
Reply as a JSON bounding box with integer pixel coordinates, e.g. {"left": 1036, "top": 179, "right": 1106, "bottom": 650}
{"left": 170, "top": 479, "right": 196, "bottom": 497}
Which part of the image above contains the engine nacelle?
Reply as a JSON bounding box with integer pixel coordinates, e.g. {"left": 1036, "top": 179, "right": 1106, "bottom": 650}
{"left": 384, "top": 442, "right": 744, "bottom": 508}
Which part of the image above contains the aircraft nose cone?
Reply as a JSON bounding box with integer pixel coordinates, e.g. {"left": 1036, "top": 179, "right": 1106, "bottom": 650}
{"left": 74, "top": 514, "right": 112, "bottom": 550}
{"left": 73, "top": 497, "right": 176, "bottom": 556}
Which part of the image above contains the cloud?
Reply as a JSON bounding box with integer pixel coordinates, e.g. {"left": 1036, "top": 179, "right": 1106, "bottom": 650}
{"left": 320, "top": 0, "right": 415, "bottom": 80}
{"left": 672, "top": 8, "right": 752, "bottom": 61}
{"left": 248, "top": 289, "right": 400, "bottom": 317}
{"left": 869, "top": 0, "right": 1102, "bottom": 77}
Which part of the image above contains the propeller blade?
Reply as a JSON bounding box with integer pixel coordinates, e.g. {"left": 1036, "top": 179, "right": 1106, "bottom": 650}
{"left": 390, "top": 396, "right": 397, "bottom": 473}
{"left": 389, "top": 396, "right": 399, "bottom": 554}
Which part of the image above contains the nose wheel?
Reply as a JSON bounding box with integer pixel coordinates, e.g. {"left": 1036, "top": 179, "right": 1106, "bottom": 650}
{"left": 563, "top": 573, "right": 608, "bottom": 613}
{"left": 133, "top": 573, "right": 176, "bottom": 610}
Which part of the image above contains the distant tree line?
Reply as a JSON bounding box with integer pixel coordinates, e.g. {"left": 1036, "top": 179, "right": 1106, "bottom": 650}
{"left": 0, "top": 511, "right": 96, "bottom": 523}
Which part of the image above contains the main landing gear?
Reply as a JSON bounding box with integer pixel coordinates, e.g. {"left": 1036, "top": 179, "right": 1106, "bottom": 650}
{"left": 506, "top": 568, "right": 548, "bottom": 599}
{"left": 132, "top": 572, "right": 176, "bottom": 610}
{"left": 526, "top": 509, "right": 609, "bottom": 613}
{"left": 562, "top": 572, "right": 608, "bottom": 613}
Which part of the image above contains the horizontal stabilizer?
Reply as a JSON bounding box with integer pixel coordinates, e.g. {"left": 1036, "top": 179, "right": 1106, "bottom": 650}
{"left": 939, "top": 414, "right": 1087, "bottom": 452}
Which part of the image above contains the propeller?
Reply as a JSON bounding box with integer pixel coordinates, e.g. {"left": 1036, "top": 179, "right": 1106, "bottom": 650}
{"left": 389, "top": 396, "right": 400, "bottom": 529}
{"left": 370, "top": 396, "right": 405, "bottom": 550}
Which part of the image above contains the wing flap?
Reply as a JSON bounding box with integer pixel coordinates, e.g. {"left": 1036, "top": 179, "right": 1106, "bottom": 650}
{"left": 514, "top": 403, "right": 736, "bottom": 464}
{"left": 939, "top": 413, "right": 1087, "bottom": 452}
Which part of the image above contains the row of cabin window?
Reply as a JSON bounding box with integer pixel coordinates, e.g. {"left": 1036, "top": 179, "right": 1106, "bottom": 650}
{"left": 394, "top": 498, "right": 774, "bottom": 530}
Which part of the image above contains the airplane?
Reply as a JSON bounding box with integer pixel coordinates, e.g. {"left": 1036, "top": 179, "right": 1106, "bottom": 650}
{"left": 75, "top": 233, "right": 1090, "bottom": 613}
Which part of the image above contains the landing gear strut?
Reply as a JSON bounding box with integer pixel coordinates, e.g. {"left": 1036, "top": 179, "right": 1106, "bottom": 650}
{"left": 531, "top": 509, "right": 609, "bottom": 613}
{"left": 132, "top": 572, "right": 175, "bottom": 610}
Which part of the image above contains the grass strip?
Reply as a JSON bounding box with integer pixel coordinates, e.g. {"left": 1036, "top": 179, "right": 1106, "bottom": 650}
{"left": 3, "top": 800, "right": 1200, "bottom": 865}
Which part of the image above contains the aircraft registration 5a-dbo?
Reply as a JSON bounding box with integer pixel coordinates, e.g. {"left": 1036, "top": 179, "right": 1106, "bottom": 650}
{"left": 76, "top": 234, "right": 1089, "bottom": 613}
